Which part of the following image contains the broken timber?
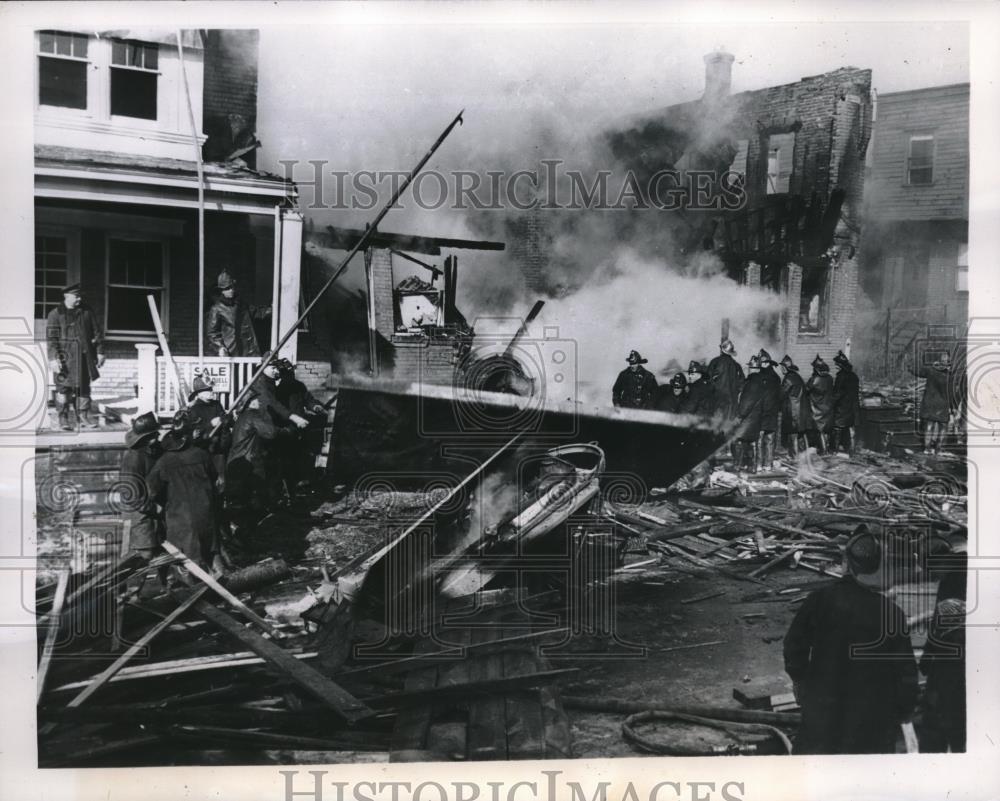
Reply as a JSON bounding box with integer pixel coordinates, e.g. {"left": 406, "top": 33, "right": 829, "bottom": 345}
{"left": 192, "top": 599, "right": 374, "bottom": 724}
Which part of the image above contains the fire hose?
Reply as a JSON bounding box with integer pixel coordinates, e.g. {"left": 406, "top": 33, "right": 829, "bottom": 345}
{"left": 563, "top": 696, "right": 795, "bottom": 756}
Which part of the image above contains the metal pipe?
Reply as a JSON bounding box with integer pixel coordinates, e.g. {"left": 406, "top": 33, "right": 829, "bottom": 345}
{"left": 503, "top": 300, "right": 545, "bottom": 359}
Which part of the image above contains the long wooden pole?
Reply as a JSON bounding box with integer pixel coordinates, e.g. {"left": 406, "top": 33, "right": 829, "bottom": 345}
{"left": 36, "top": 569, "right": 69, "bottom": 702}
{"left": 147, "top": 294, "right": 189, "bottom": 407}
{"left": 211, "top": 109, "right": 466, "bottom": 434}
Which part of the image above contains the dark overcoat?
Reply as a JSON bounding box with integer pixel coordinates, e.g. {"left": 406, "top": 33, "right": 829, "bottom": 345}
{"left": 46, "top": 303, "right": 103, "bottom": 392}
{"left": 681, "top": 378, "right": 716, "bottom": 416}
{"left": 783, "top": 576, "right": 918, "bottom": 754}
{"left": 612, "top": 366, "right": 658, "bottom": 409}
{"left": 145, "top": 440, "right": 218, "bottom": 566}
{"left": 781, "top": 369, "right": 813, "bottom": 432}
{"left": 207, "top": 297, "right": 261, "bottom": 357}
{"left": 758, "top": 366, "right": 782, "bottom": 432}
{"left": 833, "top": 367, "right": 861, "bottom": 427}
{"left": 916, "top": 364, "right": 953, "bottom": 424}
{"left": 736, "top": 372, "right": 765, "bottom": 440}
{"left": 119, "top": 440, "right": 162, "bottom": 552}
{"left": 806, "top": 371, "right": 835, "bottom": 431}
{"left": 707, "top": 353, "right": 745, "bottom": 418}
{"left": 653, "top": 387, "right": 686, "bottom": 414}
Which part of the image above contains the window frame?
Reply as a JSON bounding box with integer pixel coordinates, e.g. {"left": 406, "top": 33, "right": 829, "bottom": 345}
{"left": 797, "top": 262, "right": 832, "bottom": 336}
{"left": 109, "top": 38, "right": 161, "bottom": 122}
{"left": 103, "top": 232, "right": 170, "bottom": 340}
{"left": 956, "top": 242, "right": 969, "bottom": 294}
{"left": 34, "top": 225, "right": 81, "bottom": 321}
{"left": 906, "top": 133, "right": 936, "bottom": 186}
{"left": 36, "top": 30, "right": 91, "bottom": 113}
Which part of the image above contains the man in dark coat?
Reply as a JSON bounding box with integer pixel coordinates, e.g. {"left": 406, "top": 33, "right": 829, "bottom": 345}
{"left": 919, "top": 532, "right": 967, "bottom": 752}
{"left": 145, "top": 409, "right": 221, "bottom": 572}
{"left": 252, "top": 353, "right": 311, "bottom": 430}
{"left": 779, "top": 354, "right": 811, "bottom": 456}
{"left": 910, "top": 350, "right": 955, "bottom": 455}
{"left": 681, "top": 360, "right": 715, "bottom": 416}
{"left": 119, "top": 412, "right": 163, "bottom": 561}
{"left": 783, "top": 528, "right": 919, "bottom": 754}
{"left": 274, "top": 358, "right": 326, "bottom": 498}
{"left": 226, "top": 392, "right": 289, "bottom": 525}
{"left": 806, "top": 355, "right": 835, "bottom": 453}
{"left": 206, "top": 271, "right": 267, "bottom": 357}
{"left": 707, "top": 338, "right": 744, "bottom": 419}
{"left": 612, "top": 350, "right": 658, "bottom": 409}
{"left": 654, "top": 372, "right": 688, "bottom": 414}
{"left": 756, "top": 349, "right": 782, "bottom": 471}
{"left": 832, "top": 350, "right": 861, "bottom": 454}
{"left": 46, "top": 283, "right": 105, "bottom": 430}
{"left": 187, "top": 375, "right": 231, "bottom": 476}
{"left": 735, "top": 355, "right": 763, "bottom": 472}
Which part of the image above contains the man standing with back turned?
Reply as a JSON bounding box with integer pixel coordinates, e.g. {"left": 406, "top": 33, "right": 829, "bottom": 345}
{"left": 783, "top": 527, "right": 918, "bottom": 754}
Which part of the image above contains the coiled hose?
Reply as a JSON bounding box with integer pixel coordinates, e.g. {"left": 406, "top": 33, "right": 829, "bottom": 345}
{"left": 622, "top": 709, "right": 794, "bottom": 756}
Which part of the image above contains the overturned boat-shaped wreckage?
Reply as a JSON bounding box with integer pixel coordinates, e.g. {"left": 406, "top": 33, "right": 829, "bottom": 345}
{"left": 438, "top": 443, "right": 606, "bottom": 599}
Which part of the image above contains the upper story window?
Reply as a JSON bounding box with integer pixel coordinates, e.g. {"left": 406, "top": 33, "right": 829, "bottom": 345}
{"left": 956, "top": 242, "right": 968, "bottom": 293}
{"left": 765, "top": 132, "right": 795, "bottom": 195}
{"left": 38, "top": 31, "right": 89, "bottom": 110}
{"left": 907, "top": 135, "right": 934, "bottom": 185}
{"left": 110, "top": 39, "right": 159, "bottom": 120}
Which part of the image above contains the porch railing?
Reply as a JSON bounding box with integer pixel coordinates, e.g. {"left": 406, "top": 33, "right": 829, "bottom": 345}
{"left": 150, "top": 353, "right": 261, "bottom": 417}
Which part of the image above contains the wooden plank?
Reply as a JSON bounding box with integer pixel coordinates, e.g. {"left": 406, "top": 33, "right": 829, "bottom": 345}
{"left": 502, "top": 624, "right": 545, "bottom": 760}
{"left": 194, "top": 599, "right": 373, "bottom": 724}
{"left": 161, "top": 541, "right": 279, "bottom": 637}
{"left": 36, "top": 569, "right": 69, "bottom": 702}
{"left": 39, "top": 585, "right": 211, "bottom": 737}
{"left": 426, "top": 623, "right": 470, "bottom": 761}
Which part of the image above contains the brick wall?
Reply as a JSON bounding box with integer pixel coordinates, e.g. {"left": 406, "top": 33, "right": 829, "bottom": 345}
{"left": 507, "top": 207, "right": 550, "bottom": 292}
{"left": 202, "top": 30, "right": 260, "bottom": 166}
{"left": 392, "top": 340, "right": 459, "bottom": 387}
{"left": 368, "top": 248, "right": 396, "bottom": 352}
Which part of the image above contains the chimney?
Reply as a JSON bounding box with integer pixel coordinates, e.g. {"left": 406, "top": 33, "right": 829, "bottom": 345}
{"left": 703, "top": 50, "right": 735, "bottom": 102}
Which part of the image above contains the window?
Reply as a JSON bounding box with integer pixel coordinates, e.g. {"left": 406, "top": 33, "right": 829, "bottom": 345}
{"left": 35, "top": 235, "right": 71, "bottom": 320}
{"left": 765, "top": 132, "right": 795, "bottom": 195}
{"left": 37, "top": 31, "right": 89, "bottom": 109}
{"left": 106, "top": 238, "right": 165, "bottom": 334}
{"left": 110, "top": 39, "right": 158, "bottom": 120}
{"left": 907, "top": 135, "right": 934, "bottom": 185}
{"left": 798, "top": 263, "right": 829, "bottom": 334}
{"left": 956, "top": 242, "right": 968, "bottom": 293}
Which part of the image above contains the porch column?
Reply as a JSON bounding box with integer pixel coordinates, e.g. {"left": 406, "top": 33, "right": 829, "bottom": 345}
{"left": 273, "top": 207, "right": 303, "bottom": 362}
{"left": 135, "top": 343, "right": 158, "bottom": 414}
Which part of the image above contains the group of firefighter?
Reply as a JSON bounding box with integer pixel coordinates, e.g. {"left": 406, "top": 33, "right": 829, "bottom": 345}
{"left": 613, "top": 339, "right": 862, "bottom": 471}
{"left": 47, "top": 274, "right": 327, "bottom": 577}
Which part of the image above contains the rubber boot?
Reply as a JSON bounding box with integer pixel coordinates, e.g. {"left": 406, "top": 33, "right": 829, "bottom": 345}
{"left": 788, "top": 432, "right": 799, "bottom": 459}
{"left": 732, "top": 441, "right": 744, "bottom": 473}
{"left": 55, "top": 395, "right": 73, "bottom": 431}
{"left": 847, "top": 427, "right": 856, "bottom": 456}
{"left": 754, "top": 433, "right": 766, "bottom": 473}
{"left": 78, "top": 397, "right": 99, "bottom": 429}
{"left": 923, "top": 423, "right": 934, "bottom": 455}
{"left": 763, "top": 432, "right": 775, "bottom": 471}
{"left": 818, "top": 431, "right": 828, "bottom": 455}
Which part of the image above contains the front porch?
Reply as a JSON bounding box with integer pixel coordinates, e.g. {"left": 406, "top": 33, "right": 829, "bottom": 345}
{"left": 34, "top": 145, "right": 326, "bottom": 429}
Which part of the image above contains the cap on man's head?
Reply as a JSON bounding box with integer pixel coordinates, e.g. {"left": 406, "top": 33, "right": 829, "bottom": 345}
{"left": 125, "top": 411, "right": 159, "bottom": 448}
{"left": 187, "top": 375, "right": 214, "bottom": 401}
{"left": 758, "top": 348, "right": 773, "bottom": 364}
{"left": 747, "top": 354, "right": 760, "bottom": 369}
{"left": 780, "top": 354, "right": 797, "bottom": 370}
{"left": 626, "top": 350, "right": 648, "bottom": 365}
{"left": 687, "top": 360, "right": 705, "bottom": 373}
{"left": 62, "top": 282, "right": 81, "bottom": 295}
{"left": 845, "top": 525, "right": 881, "bottom": 575}
{"left": 217, "top": 271, "right": 236, "bottom": 290}
{"left": 720, "top": 338, "right": 736, "bottom": 355}
{"left": 670, "top": 372, "right": 688, "bottom": 388}
{"left": 833, "top": 350, "right": 850, "bottom": 366}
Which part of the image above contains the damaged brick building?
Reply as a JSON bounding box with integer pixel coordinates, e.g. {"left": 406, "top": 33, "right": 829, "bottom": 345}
{"left": 513, "top": 53, "right": 873, "bottom": 372}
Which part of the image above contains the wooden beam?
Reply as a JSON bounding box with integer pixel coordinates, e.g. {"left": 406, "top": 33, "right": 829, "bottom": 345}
{"left": 193, "top": 599, "right": 374, "bottom": 724}
{"left": 316, "top": 225, "right": 505, "bottom": 256}
{"left": 36, "top": 569, "right": 69, "bottom": 702}
{"left": 161, "top": 541, "right": 279, "bottom": 637}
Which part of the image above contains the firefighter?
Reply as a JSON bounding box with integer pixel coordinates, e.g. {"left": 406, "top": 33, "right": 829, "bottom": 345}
{"left": 707, "top": 338, "right": 745, "bottom": 419}
{"left": 119, "top": 412, "right": 163, "bottom": 562}
{"left": 832, "top": 350, "right": 861, "bottom": 454}
{"left": 806, "top": 355, "right": 835, "bottom": 453}
{"left": 145, "top": 408, "right": 223, "bottom": 574}
{"left": 783, "top": 527, "right": 919, "bottom": 754}
{"left": 756, "top": 349, "right": 782, "bottom": 471}
{"left": 225, "top": 391, "right": 289, "bottom": 528}
{"left": 779, "top": 354, "right": 811, "bottom": 456}
{"left": 909, "top": 350, "right": 955, "bottom": 455}
{"left": 206, "top": 271, "right": 267, "bottom": 357}
{"left": 681, "top": 360, "right": 715, "bottom": 415}
{"left": 654, "top": 372, "right": 688, "bottom": 414}
{"left": 612, "top": 350, "right": 658, "bottom": 409}
{"left": 187, "top": 375, "right": 231, "bottom": 477}
{"left": 274, "top": 358, "right": 326, "bottom": 499}
{"left": 735, "top": 354, "right": 763, "bottom": 472}
{"left": 46, "top": 283, "right": 105, "bottom": 430}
